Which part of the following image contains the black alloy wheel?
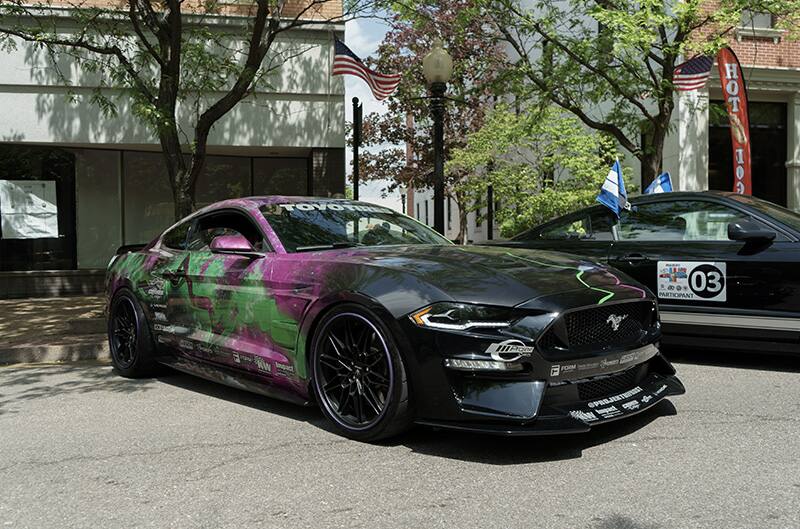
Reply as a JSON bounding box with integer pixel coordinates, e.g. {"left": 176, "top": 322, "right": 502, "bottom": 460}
{"left": 110, "top": 297, "right": 138, "bottom": 369}
{"left": 311, "top": 305, "right": 412, "bottom": 441}
{"left": 108, "top": 290, "right": 158, "bottom": 378}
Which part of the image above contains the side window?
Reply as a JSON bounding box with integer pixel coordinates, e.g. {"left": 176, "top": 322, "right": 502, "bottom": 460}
{"left": 162, "top": 221, "right": 192, "bottom": 250}
{"left": 619, "top": 201, "right": 754, "bottom": 241}
{"left": 539, "top": 215, "right": 590, "bottom": 240}
{"left": 587, "top": 210, "right": 616, "bottom": 241}
{"left": 187, "top": 211, "right": 268, "bottom": 252}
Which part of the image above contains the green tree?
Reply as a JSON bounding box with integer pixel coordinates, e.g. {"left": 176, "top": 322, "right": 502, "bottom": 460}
{"left": 357, "top": 0, "right": 506, "bottom": 242}
{"left": 0, "top": 0, "right": 368, "bottom": 220}
{"left": 448, "top": 106, "right": 631, "bottom": 237}
{"left": 481, "top": 0, "right": 800, "bottom": 183}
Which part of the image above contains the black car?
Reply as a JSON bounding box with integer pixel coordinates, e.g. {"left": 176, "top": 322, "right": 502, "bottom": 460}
{"left": 499, "top": 191, "right": 800, "bottom": 354}
{"left": 106, "top": 196, "right": 683, "bottom": 441}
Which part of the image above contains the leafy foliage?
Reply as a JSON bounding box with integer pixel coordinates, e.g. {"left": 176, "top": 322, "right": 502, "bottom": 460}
{"left": 480, "top": 0, "right": 800, "bottom": 181}
{"left": 358, "top": 0, "right": 506, "bottom": 240}
{"left": 448, "top": 106, "right": 632, "bottom": 237}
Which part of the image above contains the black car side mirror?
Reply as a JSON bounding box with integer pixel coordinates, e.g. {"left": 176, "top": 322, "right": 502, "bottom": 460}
{"left": 727, "top": 221, "right": 776, "bottom": 242}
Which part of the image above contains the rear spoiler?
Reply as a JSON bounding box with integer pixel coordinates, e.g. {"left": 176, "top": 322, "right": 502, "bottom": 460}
{"left": 115, "top": 244, "right": 147, "bottom": 255}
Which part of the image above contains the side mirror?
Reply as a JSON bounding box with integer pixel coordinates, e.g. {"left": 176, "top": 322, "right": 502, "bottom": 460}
{"left": 210, "top": 234, "right": 257, "bottom": 255}
{"left": 728, "top": 221, "right": 776, "bottom": 242}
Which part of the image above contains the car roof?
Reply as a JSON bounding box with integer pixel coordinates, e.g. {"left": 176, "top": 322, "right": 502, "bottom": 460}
{"left": 630, "top": 190, "right": 739, "bottom": 203}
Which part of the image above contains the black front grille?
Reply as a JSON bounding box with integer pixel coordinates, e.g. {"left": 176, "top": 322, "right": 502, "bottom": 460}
{"left": 538, "top": 301, "right": 655, "bottom": 356}
{"left": 577, "top": 368, "right": 639, "bottom": 401}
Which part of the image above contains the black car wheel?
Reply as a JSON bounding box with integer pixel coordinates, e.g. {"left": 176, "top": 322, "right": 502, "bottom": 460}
{"left": 108, "top": 289, "right": 158, "bottom": 378}
{"left": 310, "top": 304, "right": 412, "bottom": 441}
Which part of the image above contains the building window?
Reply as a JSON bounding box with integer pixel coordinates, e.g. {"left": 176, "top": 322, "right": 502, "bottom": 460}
{"left": 0, "top": 145, "right": 76, "bottom": 271}
{"left": 424, "top": 200, "right": 429, "bottom": 225}
{"left": 253, "top": 157, "right": 308, "bottom": 196}
{"left": 741, "top": 10, "right": 774, "bottom": 29}
{"left": 196, "top": 156, "right": 251, "bottom": 209}
{"left": 416, "top": 202, "right": 420, "bottom": 220}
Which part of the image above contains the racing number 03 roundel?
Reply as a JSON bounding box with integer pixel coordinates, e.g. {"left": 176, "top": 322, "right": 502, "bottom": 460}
{"left": 657, "top": 261, "right": 727, "bottom": 302}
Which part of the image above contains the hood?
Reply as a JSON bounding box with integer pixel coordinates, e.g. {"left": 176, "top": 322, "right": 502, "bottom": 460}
{"left": 314, "top": 244, "right": 650, "bottom": 309}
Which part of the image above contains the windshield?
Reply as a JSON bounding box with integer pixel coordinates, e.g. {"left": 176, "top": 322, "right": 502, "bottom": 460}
{"left": 261, "top": 201, "right": 451, "bottom": 252}
{"left": 729, "top": 195, "right": 800, "bottom": 232}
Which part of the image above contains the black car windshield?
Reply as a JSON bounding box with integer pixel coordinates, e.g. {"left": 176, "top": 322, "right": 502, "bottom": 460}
{"left": 261, "top": 201, "right": 451, "bottom": 252}
{"left": 729, "top": 195, "right": 800, "bottom": 232}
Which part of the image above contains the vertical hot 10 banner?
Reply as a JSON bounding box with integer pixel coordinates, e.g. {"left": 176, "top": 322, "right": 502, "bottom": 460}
{"left": 716, "top": 47, "right": 751, "bottom": 195}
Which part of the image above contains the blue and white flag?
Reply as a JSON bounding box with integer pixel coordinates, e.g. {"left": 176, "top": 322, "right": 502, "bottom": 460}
{"left": 596, "top": 159, "right": 629, "bottom": 217}
{"left": 644, "top": 172, "right": 673, "bottom": 194}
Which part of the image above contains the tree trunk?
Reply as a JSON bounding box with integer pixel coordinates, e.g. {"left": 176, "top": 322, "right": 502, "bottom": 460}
{"left": 640, "top": 120, "right": 669, "bottom": 189}
{"left": 159, "top": 128, "right": 194, "bottom": 221}
{"left": 455, "top": 193, "right": 469, "bottom": 245}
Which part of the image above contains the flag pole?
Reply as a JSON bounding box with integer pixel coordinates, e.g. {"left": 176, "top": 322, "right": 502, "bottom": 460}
{"left": 352, "top": 96, "right": 362, "bottom": 201}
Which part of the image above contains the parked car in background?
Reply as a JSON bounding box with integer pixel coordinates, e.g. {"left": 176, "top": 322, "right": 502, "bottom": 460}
{"left": 498, "top": 191, "right": 800, "bottom": 355}
{"left": 106, "top": 197, "right": 684, "bottom": 441}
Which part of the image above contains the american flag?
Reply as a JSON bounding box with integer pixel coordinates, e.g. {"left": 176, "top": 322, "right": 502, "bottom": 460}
{"left": 333, "top": 37, "right": 401, "bottom": 101}
{"left": 672, "top": 55, "right": 714, "bottom": 92}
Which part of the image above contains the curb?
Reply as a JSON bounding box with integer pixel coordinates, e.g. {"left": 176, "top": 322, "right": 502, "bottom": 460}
{"left": 0, "top": 337, "right": 109, "bottom": 365}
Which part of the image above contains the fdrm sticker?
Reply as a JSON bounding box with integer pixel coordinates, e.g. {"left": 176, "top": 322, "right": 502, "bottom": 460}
{"left": 657, "top": 261, "right": 726, "bottom": 302}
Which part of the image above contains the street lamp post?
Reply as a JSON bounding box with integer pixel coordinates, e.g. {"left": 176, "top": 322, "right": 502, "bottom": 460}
{"left": 422, "top": 39, "right": 453, "bottom": 236}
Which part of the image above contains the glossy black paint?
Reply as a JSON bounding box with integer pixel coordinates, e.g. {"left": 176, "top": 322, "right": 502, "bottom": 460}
{"left": 498, "top": 191, "right": 800, "bottom": 354}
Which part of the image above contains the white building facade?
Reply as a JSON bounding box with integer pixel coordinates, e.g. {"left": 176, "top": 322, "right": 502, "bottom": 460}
{"left": 0, "top": 6, "right": 346, "bottom": 296}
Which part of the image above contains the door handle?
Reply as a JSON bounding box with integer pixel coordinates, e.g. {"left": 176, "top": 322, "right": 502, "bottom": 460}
{"left": 620, "top": 253, "right": 649, "bottom": 263}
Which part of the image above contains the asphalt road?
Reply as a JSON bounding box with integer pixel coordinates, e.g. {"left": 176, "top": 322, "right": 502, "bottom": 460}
{"left": 1, "top": 350, "right": 799, "bottom": 529}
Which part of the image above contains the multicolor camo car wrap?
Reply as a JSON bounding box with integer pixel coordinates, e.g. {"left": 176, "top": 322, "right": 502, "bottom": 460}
{"left": 107, "top": 196, "right": 653, "bottom": 405}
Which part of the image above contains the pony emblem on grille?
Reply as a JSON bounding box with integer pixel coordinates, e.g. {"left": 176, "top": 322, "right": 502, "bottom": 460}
{"left": 606, "top": 314, "right": 628, "bottom": 331}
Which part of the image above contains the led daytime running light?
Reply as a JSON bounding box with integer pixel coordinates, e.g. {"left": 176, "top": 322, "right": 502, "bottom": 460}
{"left": 410, "top": 305, "right": 511, "bottom": 331}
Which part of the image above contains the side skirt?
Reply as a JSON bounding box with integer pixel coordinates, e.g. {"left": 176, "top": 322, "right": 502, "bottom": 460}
{"left": 156, "top": 355, "right": 313, "bottom": 407}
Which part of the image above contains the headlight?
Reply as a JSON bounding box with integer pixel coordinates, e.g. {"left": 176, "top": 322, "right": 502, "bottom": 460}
{"left": 410, "top": 303, "right": 515, "bottom": 331}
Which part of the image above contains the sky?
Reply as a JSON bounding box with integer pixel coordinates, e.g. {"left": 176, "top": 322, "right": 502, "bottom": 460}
{"left": 342, "top": 16, "right": 403, "bottom": 212}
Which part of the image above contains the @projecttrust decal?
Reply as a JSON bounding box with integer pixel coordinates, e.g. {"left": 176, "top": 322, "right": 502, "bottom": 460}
{"left": 657, "top": 261, "right": 727, "bottom": 302}
{"left": 485, "top": 339, "right": 535, "bottom": 362}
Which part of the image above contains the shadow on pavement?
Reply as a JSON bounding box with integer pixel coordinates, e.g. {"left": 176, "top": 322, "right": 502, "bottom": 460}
{"left": 160, "top": 367, "right": 679, "bottom": 464}
{"left": 663, "top": 345, "right": 800, "bottom": 373}
{"left": 2, "top": 361, "right": 680, "bottom": 465}
{"left": 0, "top": 362, "right": 156, "bottom": 416}
{"left": 396, "top": 400, "right": 677, "bottom": 464}
{"left": 159, "top": 370, "right": 328, "bottom": 428}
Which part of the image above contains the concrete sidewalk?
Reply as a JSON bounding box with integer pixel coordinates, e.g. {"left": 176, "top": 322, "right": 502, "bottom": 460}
{"left": 0, "top": 295, "right": 109, "bottom": 364}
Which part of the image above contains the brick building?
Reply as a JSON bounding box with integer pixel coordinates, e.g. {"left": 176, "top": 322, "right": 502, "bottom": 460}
{"left": 666, "top": 13, "right": 800, "bottom": 210}
{"left": 0, "top": 1, "right": 346, "bottom": 297}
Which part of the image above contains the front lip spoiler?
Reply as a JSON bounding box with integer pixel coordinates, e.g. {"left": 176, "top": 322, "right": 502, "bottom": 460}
{"left": 414, "top": 373, "right": 685, "bottom": 436}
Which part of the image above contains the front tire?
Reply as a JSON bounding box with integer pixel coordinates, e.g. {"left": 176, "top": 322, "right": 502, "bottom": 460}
{"left": 108, "top": 289, "right": 158, "bottom": 378}
{"left": 310, "top": 304, "right": 413, "bottom": 441}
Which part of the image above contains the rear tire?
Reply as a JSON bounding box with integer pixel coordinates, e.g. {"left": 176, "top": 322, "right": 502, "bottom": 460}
{"left": 310, "top": 304, "right": 413, "bottom": 441}
{"left": 108, "top": 289, "right": 158, "bottom": 378}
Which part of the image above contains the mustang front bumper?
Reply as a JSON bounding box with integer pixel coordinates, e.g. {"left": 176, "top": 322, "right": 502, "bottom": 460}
{"left": 398, "top": 316, "right": 685, "bottom": 435}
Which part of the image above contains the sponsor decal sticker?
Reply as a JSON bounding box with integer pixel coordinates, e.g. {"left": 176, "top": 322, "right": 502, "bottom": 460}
{"left": 486, "top": 339, "right": 535, "bottom": 363}
{"left": 279, "top": 203, "right": 392, "bottom": 214}
{"left": 657, "top": 261, "right": 726, "bottom": 302}
{"left": 275, "top": 363, "right": 294, "bottom": 375}
{"left": 569, "top": 410, "right": 599, "bottom": 422}
{"left": 254, "top": 357, "right": 272, "bottom": 374}
{"left": 622, "top": 400, "right": 640, "bottom": 411}
{"left": 641, "top": 394, "right": 654, "bottom": 404}
{"left": 595, "top": 405, "right": 623, "bottom": 419}
{"left": 588, "top": 386, "right": 643, "bottom": 408}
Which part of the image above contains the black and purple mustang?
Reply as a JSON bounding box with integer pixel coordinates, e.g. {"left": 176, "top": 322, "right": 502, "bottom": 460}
{"left": 106, "top": 197, "right": 684, "bottom": 440}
